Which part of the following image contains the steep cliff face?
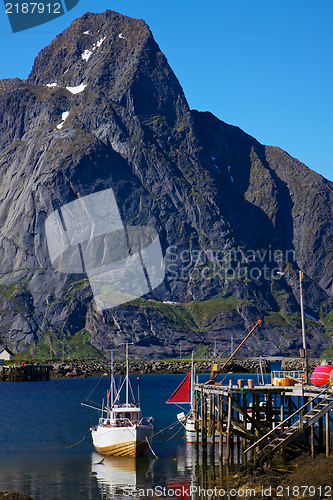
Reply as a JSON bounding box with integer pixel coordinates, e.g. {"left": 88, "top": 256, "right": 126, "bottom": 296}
{"left": 0, "top": 10, "right": 332, "bottom": 359}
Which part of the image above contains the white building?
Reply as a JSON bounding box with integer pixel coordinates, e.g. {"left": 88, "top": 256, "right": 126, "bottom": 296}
{"left": 0, "top": 347, "right": 14, "bottom": 361}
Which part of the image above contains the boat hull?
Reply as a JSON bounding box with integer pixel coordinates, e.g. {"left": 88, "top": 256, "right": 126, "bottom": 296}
{"left": 91, "top": 424, "right": 153, "bottom": 457}
{"left": 185, "top": 418, "right": 239, "bottom": 444}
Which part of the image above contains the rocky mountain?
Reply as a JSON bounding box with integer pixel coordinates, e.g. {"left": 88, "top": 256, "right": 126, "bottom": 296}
{"left": 0, "top": 10, "right": 332, "bottom": 360}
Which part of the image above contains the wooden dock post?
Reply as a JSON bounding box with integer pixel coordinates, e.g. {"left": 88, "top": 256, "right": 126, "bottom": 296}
{"left": 218, "top": 395, "right": 223, "bottom": 462}
{"left": 201, "top": 390, "right": 208, "bottom": 452}
{"left": 326, "top": 412, "right": 330, "bottom": 457}
{"left": 225, "top": 385, "right": 232, "bottom": 464}
{"left": 241, "top": 388, "right": 247, "bottom": 457}
{"left": 194, "top": 378, "right": 333, "bottom": 468}
{"left": 195, "top": 390, "right": 199, "bottom": 447}
{"left": 209, "top": 394, "right": 216, "bottom": 463}
{"left": 280, "top": 395, "right": 284, "bottom": 433}
{"left": 319, "top": 414, "right": 324, "bottom": 452}
{"left": 201, "top": 390, "right": 208, "bottom": 483}
{"left": 310, "top": 400, "right": 315, "bottom": 459}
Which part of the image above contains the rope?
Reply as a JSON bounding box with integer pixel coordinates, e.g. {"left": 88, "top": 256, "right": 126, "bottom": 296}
{"left": 151, "top": 419, "right": 182, "bottom": 439}
{"left": 165, "top": 424, "right": 184, "bottom": 442}
{"left": 146, "top": 437, "right": 158, "bottom": 458}
{"left": 65, "top": 429, "right": 91, "bottom": 449}
{"left": 83, "top": 375, "right": 105, "bottom": 402}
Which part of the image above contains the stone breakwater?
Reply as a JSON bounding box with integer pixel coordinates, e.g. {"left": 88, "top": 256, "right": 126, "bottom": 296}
{"left": 45, "top": 358, "right": 271, "bottom": 378}
{"left": 40, "top": 357, "right": 330, "bottom": 378}
{"left": 281, "top": 358, "right": 328, "bottom": 371}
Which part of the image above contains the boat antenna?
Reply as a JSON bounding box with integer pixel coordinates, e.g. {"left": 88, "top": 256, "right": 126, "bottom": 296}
{"left": 110, "top": 350, "right": 114, "bottom": 407}
{"left": 190, "top": 351, "right": 194, "bottom": 410}
{"left": 119, "top": 342, "right": 134, "bottom": 406}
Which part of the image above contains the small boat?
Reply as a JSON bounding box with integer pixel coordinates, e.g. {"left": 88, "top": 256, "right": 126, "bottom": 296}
{"left": 310, "top": 363, "right": 333, "bottom": 387}
{"left": 167, "top": 322, "right": 262, "bottom": 443}
{"left": 83, "top": 344, "right": 154, "bottom": 457}
{"left": 167, "top": 354, "right": 207, "bottom": 443}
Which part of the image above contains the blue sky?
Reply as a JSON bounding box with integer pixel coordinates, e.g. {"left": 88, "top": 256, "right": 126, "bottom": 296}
{"left": 0, "top": 0, "right": 332, "bottom": 181}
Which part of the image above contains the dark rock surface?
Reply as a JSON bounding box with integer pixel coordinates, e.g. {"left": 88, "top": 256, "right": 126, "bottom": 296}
{"left": 0, "top": 10, "right": 332, "bottom": 359}
{"left": 46, "top": 357, "right": 271, "bottom": 377}
{"left": 0, "top": 493, "right": 33, "bottom": 500}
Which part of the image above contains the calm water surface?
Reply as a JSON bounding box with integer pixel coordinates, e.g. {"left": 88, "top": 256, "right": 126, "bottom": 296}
{"left": 0, "top": 372, "right": 269, "bottom": 499}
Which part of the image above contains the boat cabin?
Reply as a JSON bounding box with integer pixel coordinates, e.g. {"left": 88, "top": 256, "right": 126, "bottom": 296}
{"left": 112, "top": 405, "right": 142, "bottom": 422}
{"left": 99, "top": 404, "right": 143, "bottom": 427}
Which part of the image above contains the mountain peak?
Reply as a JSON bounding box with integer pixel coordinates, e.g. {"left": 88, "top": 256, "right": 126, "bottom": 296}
{"left": 0, "top": 11, "right": 332, "bottom": 358}
{"left": 27, "top": 10, "right": 188, "bottom": 119}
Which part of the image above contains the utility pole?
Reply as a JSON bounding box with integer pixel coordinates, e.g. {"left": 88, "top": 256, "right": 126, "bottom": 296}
{"left": 299, "top": 270, "right": 309, "bottom": 384}
{"left": 213, "top": 338, "right": 217, "bottom": 358}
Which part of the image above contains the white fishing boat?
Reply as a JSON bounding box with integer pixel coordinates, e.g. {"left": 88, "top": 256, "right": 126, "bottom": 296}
{"left": 83, "top": 344, "right": 154, "bottom": 457}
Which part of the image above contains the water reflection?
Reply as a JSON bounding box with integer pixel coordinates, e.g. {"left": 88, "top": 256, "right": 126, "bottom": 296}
{"left": 91, "top": 444, "right": 242, "bottom": 500}
{"left": 91, "top": 453, "right": 155, "bottom": 499}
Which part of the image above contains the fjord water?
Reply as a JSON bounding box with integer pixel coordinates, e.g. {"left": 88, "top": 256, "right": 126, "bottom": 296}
{"left": 0, "top": 373, "right": 269, "bottom": 499}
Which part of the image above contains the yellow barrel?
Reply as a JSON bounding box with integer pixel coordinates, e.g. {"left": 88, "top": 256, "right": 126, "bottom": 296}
{"left": 281, "top": 377, "right": 295, "bottom": 386}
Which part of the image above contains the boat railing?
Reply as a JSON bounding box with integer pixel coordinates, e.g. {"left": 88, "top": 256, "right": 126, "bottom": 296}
{"left": 99, "top": 416, "right": 153, "bottom": 427}
{"left": 271, "top": 370, "right": 304, "bottom": 382}
{"left": 99, "top": 417, "right": 135, "bottom": 428}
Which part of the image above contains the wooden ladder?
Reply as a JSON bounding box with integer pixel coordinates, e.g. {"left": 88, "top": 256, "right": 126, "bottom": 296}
{"left": 244, "top": 386, "right": 333, "bottom": 464}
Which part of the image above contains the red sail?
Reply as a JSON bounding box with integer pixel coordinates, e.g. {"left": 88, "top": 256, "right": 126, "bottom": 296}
{"left": 166, "top": 373, "right": 191, "bottom": 404}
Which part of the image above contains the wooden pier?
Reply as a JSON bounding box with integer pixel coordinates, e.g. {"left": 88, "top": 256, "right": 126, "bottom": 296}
{"left": 0, "top": 364, "right": 50, "bottom": 382}
{"left": 193, "top": 380, "right": 333, "bottom": 465}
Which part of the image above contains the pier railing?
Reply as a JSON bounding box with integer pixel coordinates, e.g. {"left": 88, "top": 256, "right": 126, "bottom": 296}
{"left": 271, "top": 370, "right": 304, "bottom": 382}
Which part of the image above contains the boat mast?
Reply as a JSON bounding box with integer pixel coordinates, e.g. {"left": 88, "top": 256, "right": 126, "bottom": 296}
{"left": 126, "top": 342, "right": 129, "bottom": 406}
{"left": 190, "top": 352, "right": 194, "bottom": 410}
{"left": 110, "top": 350, "right": 114, "bottom": 407}
{"left": 299, "top": 271, "right": 309, "bottom": 384}
{"left": 259, "top": 356, "right": 264, "bottom": 385}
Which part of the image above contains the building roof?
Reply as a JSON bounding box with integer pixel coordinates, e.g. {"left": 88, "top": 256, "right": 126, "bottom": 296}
{"left": 0, "top": 347, "right": 14, "bottom": 356}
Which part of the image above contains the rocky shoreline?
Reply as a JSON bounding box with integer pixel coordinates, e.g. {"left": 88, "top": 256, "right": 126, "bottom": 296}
{"left": 46, "top": 357, "right": 267, "bottom": 378}
{"left": 43, "top": 357, "right": 325, "bottom": 378}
